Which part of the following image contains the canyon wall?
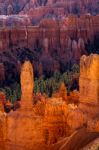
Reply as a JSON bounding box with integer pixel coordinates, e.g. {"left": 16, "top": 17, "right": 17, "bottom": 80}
{"left": 0, "top": 14, "right": 98, "bottom": 53}
{"left": 0, "top": 14, "right": 98, "bottom": 84}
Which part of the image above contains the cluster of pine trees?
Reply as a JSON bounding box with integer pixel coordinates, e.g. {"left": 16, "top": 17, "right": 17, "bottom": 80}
{"left": 0, "top": 64, "right": 79, "bottom": 103}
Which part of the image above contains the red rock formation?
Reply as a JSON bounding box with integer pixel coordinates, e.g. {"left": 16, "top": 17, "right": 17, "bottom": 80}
{"left": 51, "top": 128, "right": 99, "bottom": 150}
{"left": 0, "top": 92, "right": 6, "bottom": 105}
{"left": 7, "top": 4, "right": 13, "bottom": 15}
{"left": 33, "top": 100, "right": 46, "bottom": 116}
{"left": 0, "top": 14, "right": 98, "bottom": 51}
{"left": 5, "top": 61, "right": 44, "bottom": 148}
{"left": 66, "top": 109, "right": 87, "bottom": 134}
{"left": 0, "top": 63, "right": 5, "bottom": 84}
{"left": 20, "top": 61, "right": 34, "bottom": 109}
{"left": 69, "top": 90, "right": 79, "bottom": 104}
{"left": 43, "top": 98, "right": 68, "bottom": 144}
{"left": 0, "top": 112, "right": 6, "bottom": 143}
{"left": 79, "top": 54, "right": 99, "bottom": 105}
{"left": 58, "top": 82, "right": 68, "bottom": 102}
{"left": 79, "top": 54, "right": 99, "bottom": 119}
{"left": 0, "top": 101, "right": 4, "bottom": 112}
{"left": 43, "top": 38, "right": 49, "bottom": 54}
{"left": 0, "top": 15, "right": 98, "bottom": 82}
{"left": 0, "top": 54, "right": 99, "bottom": 150}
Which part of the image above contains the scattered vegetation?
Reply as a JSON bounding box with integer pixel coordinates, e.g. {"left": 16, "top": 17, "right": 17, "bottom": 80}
{"left": 0, "top": 64, "right": 79, "bottom": 103}
{"left": 0, "top": 82, "right": 21, "bottom": 104}
{"left": 34, "top": 70, "right": 79, "bottom": 96}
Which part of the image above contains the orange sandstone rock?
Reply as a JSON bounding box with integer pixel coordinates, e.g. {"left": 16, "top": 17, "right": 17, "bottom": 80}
{"left": 69, "top": 90, "right": 79, "bottom": 104}
{"left": 58, "top": 82, "right": 68, "bottom": 102}
{"left": 5, "top": 61, "right": 44, "bottom": 148}
{"left": 79, "top": 54, "right": 99, "bottom": 118}
{"left": 66, "top": 109, "right": 87, "bottom": 133}
{"left": 79, "top": 54, "right": 99, "bottom": 105}
{"left": 43, "top": 98, "right": 68, "bottom": 144}
{"left": 0, "top": 101, "right": 4, "bottom": 112}
{"left": 20, "top": 60, "right": 34, "bottom": 109}
{"left": 0, "top": 91, "right": 6, "bottom": 105}
{"left": 0, "top": 112, "right": 7, "bottom": 143}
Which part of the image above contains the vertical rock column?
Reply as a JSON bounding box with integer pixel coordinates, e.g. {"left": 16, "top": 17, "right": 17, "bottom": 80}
{"left": 79, "top": 54, "right": 99, "bottom": 105}
{"left": 20, "top": 61, "right": 34, "bottom": 110}
{"left": 43, "top": 38, "right": 49, "bottom": 54}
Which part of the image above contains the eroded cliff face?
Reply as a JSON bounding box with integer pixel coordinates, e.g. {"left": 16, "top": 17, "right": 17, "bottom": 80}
{"left": 79, "top": 54, "right": 99, "bottom": 104}
{"left": 0, "top": 55, "right": 99, "bottom": 150}
{"left": 43, "top": 98, "right": 68, "bottom": 144}
{"left": 79, "top": 54, "right": 99, "bottom": 118}
{"left": 0, "top": 14, "right": 98, "bottom": 84}
{"left": 0, "top": 9, "right": 99, "bottom": 78}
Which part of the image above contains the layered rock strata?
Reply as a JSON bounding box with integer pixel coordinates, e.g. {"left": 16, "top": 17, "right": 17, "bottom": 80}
{"left": 0, "top": 15, "right": 98, "bottom": 83}
{"left": 0, "top": 55, "right": 99, "bottom": 149}
{"left": 43, "top": 98, "right": 68, "bottom": 144}
{"left": 79, "top": 54, "right": 99, "bottom": 118}
{"left": 79, "top": 54, "right": 99, "bottom": 105}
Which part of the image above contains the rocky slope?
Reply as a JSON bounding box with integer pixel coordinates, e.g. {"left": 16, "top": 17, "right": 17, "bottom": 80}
{"left": 51, "top": 128, "right": 99, "bottom": 150}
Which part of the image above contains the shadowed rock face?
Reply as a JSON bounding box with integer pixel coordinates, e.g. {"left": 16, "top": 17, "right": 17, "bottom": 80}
{"left": 0, "top": 63, "right": 5, "bottom": 85}
{"left": 51, "top": 128, "right": 99, "bottom": 150}
{"left": 0, "top": 14, "right": 98, "bottom": 84}
{"left": 81, "top": 138, "right": 99, "bottom": 150}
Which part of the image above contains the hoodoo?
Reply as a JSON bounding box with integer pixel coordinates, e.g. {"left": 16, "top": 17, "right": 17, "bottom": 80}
{"left": 20, "top": 61, "right": 34, "bottom": 109}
